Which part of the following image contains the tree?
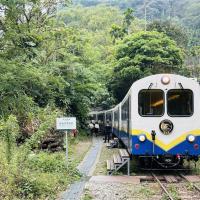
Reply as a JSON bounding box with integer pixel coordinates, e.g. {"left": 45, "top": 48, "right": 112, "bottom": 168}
{"left": 147, "top": 20, "right": 189, "bottom": 47}
{"left": 109, "top": 31, "right": 183, "bottom": 101}
{"left": 110, "top": 8, "right": 135, "bottom": 43}
{"left": 59, "top": 5, "right": 126, "bottom": 110}
{"left": 185, "top": 46, "right": 200, "bottom": 76}
{"left": 110, "top": 24, "right": 125, "bottom": 43}
{"left": 0, "top": 0, "right": 70, "bottom": 60}
{"left": 123, "top": 8, "right": 135, "bottom": 34}
{"left": 0, "top": 1, "right": 126, "bottom": 127}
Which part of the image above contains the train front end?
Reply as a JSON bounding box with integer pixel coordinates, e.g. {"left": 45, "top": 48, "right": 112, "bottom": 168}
{"left": 130, "top": 74, "right": 200, "bottom": 168}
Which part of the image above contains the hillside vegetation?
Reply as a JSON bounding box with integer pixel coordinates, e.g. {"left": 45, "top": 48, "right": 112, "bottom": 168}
{"left": 74, "top": 0, "right": 200, "bottom": 46}
{"left": 0, "top": 0, "right": 199, "bottom": 199}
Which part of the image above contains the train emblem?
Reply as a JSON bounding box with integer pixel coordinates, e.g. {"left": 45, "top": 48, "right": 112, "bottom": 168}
{"left": 159, "top": 120, "right": 173, "bottom": 135}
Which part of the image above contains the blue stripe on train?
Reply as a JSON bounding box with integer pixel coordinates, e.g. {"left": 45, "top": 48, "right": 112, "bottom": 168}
{"left": 112, "top": 128, "right": 200, "bottom": 156}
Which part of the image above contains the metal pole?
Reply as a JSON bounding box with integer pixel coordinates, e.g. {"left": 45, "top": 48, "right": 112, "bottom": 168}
{"left": 66, "top": 130, "right": 68, "bottom": 168}
{"left": 127, "top": 159, "right": 130, "bottom": 176}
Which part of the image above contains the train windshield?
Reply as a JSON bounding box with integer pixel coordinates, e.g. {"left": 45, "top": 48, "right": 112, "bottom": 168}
{"left": 138, "top": 89, "right": 164, "bottom": 116}
{"left": 167, "top": 89, "right": 193, "bottom": 116}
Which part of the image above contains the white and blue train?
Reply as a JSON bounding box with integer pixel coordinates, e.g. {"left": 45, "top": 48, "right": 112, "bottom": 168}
{"left": 90, "top": 74, "right": 200, "bottom": 168}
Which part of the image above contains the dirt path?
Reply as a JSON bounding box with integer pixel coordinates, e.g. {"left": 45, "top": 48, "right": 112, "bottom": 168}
{"left": 60, "top": 136, "right": 103, "bottom": 200}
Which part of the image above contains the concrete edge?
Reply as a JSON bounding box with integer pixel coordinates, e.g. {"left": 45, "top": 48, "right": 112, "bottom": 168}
{"left": 87, "top": 137, "right": 103, "bottom": 176}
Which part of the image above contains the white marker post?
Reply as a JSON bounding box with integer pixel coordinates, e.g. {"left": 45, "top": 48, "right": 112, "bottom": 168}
{"left": 56, "top": 117, "right": 76, "bottom": 168}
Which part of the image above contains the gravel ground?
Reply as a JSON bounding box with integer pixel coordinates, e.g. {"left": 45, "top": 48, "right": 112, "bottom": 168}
{"left": 82, "top": 182, "right": 162, "bottom": 200}
{"left": 165, "top": 182, "right": 200, "bottom": 200}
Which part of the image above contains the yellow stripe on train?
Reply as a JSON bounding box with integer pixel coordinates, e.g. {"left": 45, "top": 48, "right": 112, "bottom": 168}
{"left": 130, "top": 129, "right": 200, "bottom": 151}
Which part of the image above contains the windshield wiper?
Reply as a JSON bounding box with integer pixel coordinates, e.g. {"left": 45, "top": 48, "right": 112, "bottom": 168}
{"left": 148, "top": 83, "right": 153, "bottom": 89}
{"left": 178, "top": 83, "right": 184, "bottom": 89}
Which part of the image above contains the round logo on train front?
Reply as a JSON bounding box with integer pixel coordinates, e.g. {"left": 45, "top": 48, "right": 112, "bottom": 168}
{"left": 159, "top": 119, "right": 173, "bottom": 135}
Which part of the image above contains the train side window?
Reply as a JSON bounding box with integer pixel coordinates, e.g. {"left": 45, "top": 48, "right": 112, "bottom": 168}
{"left": 138, "top": 89, "right": 164, "bottom": 117}
{"left": 114, "top": 109, "right": 119, "bottom": 128}
{"left": 106, "top": 112, "right": 112, "bottom": 122}
{"left": 167, "top": 89, "right": 193, "bottom": 117}
{"left": 122, "top": 98, "right": 129, "bottom": 121}
{"left": 114, "top": 110, "right": 119, "bottom": 122}
{"left": 98, "top": 114, "right": 104, "bottom": 123}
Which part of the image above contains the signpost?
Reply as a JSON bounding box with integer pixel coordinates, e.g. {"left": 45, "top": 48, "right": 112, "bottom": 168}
{"left": 56, "top": 117, "right": 76, "bottom": 167}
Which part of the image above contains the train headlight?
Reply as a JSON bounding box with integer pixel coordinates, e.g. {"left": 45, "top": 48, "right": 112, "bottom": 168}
{"left": 138, "top": 135, "right": 146, "bottom": 142}
{"left": 161, "top": 75, "right": 170, "bottom": 85}
{"left": 187, "top": 135, "right": 195, "bottom": 143}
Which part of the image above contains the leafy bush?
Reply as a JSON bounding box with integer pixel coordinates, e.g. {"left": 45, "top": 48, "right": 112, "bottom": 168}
{"left": 28, "top": 152, "right": 68, "bottom": 173}
{"left": 16, "top": 175, "right": 40, "bottom": 199}
{"left": 0, "top": 148, "right": 81, "bottom": 200}
{"left": 0, "top": 115, "right": 19, "bottom": 163}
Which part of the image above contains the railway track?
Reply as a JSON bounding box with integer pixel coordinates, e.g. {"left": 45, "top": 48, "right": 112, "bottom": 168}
{"left": 151, "top": 173, "right": 200, "bottom": 200}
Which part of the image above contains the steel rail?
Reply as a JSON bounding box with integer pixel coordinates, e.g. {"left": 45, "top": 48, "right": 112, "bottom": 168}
{"left": 179, "top": 173, "right": 200, "bottom": 193}
{"left": 151, "top": 173, "right": 174, "bottom": 200}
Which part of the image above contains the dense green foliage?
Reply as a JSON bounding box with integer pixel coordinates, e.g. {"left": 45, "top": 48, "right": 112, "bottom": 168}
{"left": 147, "top": 21, "right": 189, "bottom": 48}
{"left": 0, "top": 1, "right": 97, "bottom": 199}
{"left": 109, "top": 31, "right": 183, "bottom": 101}
{"left": 58, "top": 5, "right": 128, "bottom": 108}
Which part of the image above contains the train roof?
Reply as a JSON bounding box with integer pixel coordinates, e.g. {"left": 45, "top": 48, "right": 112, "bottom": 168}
{"left": 90, "top": 74, "right": 199, "bottom": 115}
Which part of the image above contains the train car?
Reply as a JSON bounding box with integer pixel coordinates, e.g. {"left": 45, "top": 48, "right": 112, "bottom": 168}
{"left": 90, "top": 74, "right": 200, "bottom": 168}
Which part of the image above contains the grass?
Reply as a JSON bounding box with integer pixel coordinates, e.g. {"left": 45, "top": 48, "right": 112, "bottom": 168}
{"left": 93, "top": 142, "right": 119, "bottom": 175}
{"left": 82, "top": 188, "right": 93, "bottom": 200}
{"left": 93, "top": 141, "right": 139, "bottom": 175}
{"left": 186, "top": 182, "right": 194, "bottom": 191}
{"left": 0, "top": 130, "right": 92, "bottom": 200}
{"left": 69, "top": 132, "right": 92, "bottom": 165}
{"left": 138, "top": 186, "right": 155, "bottom": 196}
{"left": 161, "top": 184, "right": 181, "bottom": 200}
{"left": 182, "top": 159, "right": 200, "bottom": 174}
{"left": 168, "top": 185, "right": 180, "bottom": 200}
